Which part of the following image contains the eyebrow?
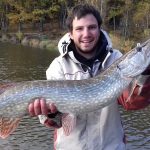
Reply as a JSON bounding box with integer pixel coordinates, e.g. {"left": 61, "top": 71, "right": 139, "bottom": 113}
{"left": 74, "top": 24, "right": 98, "bottom": 28}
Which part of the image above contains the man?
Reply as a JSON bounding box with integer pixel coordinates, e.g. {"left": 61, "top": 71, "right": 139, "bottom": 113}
{"left": 28, "top": 4, "right": 150, "bottom": 150}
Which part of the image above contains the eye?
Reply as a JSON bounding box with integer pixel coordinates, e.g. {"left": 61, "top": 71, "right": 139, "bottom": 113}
{"left": 88, "top": 25, "right": 97, "bottom": 30}
{"left": 75, "top": 27, "right": 83, "bottom": 31}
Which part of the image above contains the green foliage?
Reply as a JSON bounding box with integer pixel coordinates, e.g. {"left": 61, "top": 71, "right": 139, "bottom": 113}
{"left": 16, "top": 30, "right": 24, "bottom": 41}
{"left": 133, "top": 1, "right": 149, "bottom": 27}
{"left": 107, "top": 0, "right": 125, "bottom": 19}
{"left": 0, "top": 0, "right": 61, "bottom": 24}
{"left": 108, "top": 7, "right": 123, "bottom": 19}
{"left": 0, "top": 0, "right": 149, "bottom": 41}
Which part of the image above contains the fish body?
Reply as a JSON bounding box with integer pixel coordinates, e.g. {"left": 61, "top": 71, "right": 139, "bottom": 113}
{"left": 0, "top": 71, "right": 127, "bottom": 117}
{"left": 0, "top": 39, "right": 150, "bottom": 138}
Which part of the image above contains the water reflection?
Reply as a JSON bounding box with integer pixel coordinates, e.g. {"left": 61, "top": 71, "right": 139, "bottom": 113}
{"left": 0, "top": 42, "right": 58, "bottom": 150}
{"left": 0, "top": 117, "right": 53, "bottom": 150}
{"left": 120, "top": 106, "right": 150, "bottom": 150}
{"left": 0, "top": 42, "right": 58, "bottom": 82}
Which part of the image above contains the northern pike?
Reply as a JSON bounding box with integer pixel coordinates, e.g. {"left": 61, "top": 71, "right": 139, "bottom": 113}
{"left": 0, "top": 39, "right": 150, "bottom": 139}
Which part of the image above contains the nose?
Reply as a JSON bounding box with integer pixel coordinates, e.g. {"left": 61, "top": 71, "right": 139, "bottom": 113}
{"left": 83, "top": 28, "right": 90, "bottom": 37}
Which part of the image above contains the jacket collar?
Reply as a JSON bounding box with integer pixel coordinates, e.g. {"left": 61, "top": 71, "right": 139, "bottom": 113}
{"left": 57, "top": 30, "right": 113, "bottom": 69}
{"left": 58, "top": 30, "right": 112, "bottom": 55}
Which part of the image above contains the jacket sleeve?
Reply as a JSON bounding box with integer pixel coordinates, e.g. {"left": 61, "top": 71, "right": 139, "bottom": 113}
{"left": 118, "top": 66, "right": 150, "bottom": 110}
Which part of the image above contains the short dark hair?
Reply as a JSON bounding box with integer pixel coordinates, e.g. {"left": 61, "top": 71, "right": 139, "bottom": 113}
{"left": 66, "top": 4, "right": 102, "bottom": 31}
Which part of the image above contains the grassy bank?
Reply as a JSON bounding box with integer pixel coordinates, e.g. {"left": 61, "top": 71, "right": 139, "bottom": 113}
{"left": 110, "top": 33, "right": 135, "bottom": 53}
{"left": 0, "top": 31, "right": 59, "bottom": 51}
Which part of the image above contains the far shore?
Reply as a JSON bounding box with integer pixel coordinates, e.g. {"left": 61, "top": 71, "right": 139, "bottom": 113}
{"left": 0, "top": 31, "right": 145, "bottom": 53}
{"left": 0, "top": 32, "right": 62, "bottom": 51}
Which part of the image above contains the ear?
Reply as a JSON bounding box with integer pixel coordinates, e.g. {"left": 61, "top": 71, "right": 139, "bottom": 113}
{"left": 69, "top": 32, "right": 73, "bottom": 40}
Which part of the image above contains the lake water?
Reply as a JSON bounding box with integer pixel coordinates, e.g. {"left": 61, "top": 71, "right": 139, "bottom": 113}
{"left": 0, "top": 42, "right": 150, "bottom": 150}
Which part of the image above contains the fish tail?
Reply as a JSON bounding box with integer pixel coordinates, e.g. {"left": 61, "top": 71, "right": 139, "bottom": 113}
{"left": 0, "top": 83, "right": 16, "bottom": 95}
{"left": 0, "top": 117, "right": 21, "bottom": 139}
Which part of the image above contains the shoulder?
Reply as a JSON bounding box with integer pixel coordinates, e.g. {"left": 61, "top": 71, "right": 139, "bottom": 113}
{"left": 103, "top": 49, "right": 122, "bottom": 69}
{"left": 46, "top": 54, "right": 82, "bottom": 80}
{"left": 46, "top": 53, "right": 78, "bottom": 79}
{"left": 111, "top": 49, "right": 123, "bottom": 60}
{"left": 46, "top": 54, "right": 91, "bottom": 80}
{"left": 46, "top": 56, "right": 65, "bottom": 80}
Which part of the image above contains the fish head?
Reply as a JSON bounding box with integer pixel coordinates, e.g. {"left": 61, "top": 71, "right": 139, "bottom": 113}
{"left": 118, "top": 39, "right": 150, "bottom": 78}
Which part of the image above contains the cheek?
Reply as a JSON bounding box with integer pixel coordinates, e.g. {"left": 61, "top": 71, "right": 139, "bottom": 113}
{"left": 70, "top": 33, "right": 80, "bottom": 41}
{"left": 94, "top": 31, "right": 100, "bottom": 37}
{"left": 94, "top": 32, "right": 100, "bottom": 43}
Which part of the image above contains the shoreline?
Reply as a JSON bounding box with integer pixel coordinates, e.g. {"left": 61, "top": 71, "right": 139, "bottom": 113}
{"left": 0, "top": 32, "right": 60, "bottom": 51}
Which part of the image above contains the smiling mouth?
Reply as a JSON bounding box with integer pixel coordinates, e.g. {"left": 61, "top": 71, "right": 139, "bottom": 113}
{"left": 81, "top": 40, "right": 93, "bottom": 44}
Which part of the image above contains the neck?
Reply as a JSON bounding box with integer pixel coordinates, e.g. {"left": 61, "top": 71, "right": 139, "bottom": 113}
{"left": 75, "top": 47, "right": 96, "bottom": 59}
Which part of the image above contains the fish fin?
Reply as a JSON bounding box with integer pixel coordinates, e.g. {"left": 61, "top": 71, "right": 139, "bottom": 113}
{"left": 126, "top": 79, "right": 138, "bottom": 102}
{"left": 126, "top": 75, "right": 149, "bottom": 102}
{"left": 0, "top": 117, "right": 21, "bottom": 139}
{"left": 62, "top": 113, "right": 76, "bottom": 136}
{"left": 135, "top": 75, "right": 150, "bottom": 95}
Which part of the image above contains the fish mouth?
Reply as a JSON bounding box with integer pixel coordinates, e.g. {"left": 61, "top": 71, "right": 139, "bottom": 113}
{"left": 117, "top": 48, "right": 149, "bottom": 78}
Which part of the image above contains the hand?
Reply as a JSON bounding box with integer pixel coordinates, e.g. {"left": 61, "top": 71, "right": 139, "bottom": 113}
{"left": 28, "top": 98, "right": 61, "bottom": 128}
{"left": 28, "top": 97, "right": 57, "bottom": 116}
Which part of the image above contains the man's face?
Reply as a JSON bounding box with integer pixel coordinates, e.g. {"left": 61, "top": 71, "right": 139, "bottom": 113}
{"left": 70, "top": 14, "right": 100, "bottom": 58}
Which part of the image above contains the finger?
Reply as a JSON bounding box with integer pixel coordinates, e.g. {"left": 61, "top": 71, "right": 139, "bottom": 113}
{"left": 40, "top": 98, "right": 48, "bottom": 115}
{"left": 34, "top": 99, "right": 41, "bottom": 115}
{"left": 28, "top": 103, "right": 35, "bottom": 116}
{"left": 49, "top": 103, "right": 57, "bottom": 113}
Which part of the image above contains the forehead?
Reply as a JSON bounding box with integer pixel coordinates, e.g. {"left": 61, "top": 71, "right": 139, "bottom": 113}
{"left": 72, "top": 14, "right": 98, "bottom": 27}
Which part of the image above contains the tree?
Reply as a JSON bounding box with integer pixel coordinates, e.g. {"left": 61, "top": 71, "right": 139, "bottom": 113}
{"left": 133, "top": 1, "right": 149, "bottom": 29}
{"left": 106, "top": 0, "right": 125, "bottom": 32}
